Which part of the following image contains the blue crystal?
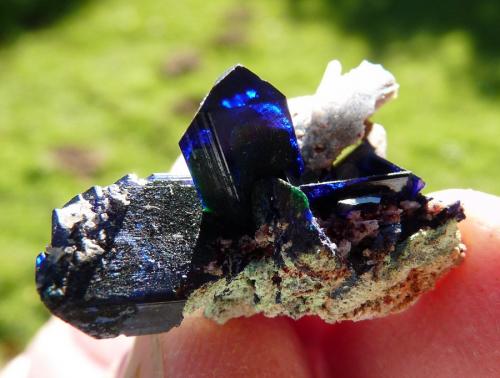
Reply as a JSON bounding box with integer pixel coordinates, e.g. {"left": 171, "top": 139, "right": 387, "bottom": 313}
{"left": 408, "top": 175, "right": 426, "bottom": 197}
{"left": 179, "top": 65, "right": 304, "bottom": 224}
{"left": 37, "top": 174, "right": 206, "bottom": 337}
{"left": 36, "top": 252, "right": 46, "bottom": 270}
{"left": 301, "top": 142, "right": 425, "bottom": 203}
{"left": 301, "top": 173, "right": 407, "bottom": 202}
{"left": 221, "top": 88, "right": 258, "bottom": 108}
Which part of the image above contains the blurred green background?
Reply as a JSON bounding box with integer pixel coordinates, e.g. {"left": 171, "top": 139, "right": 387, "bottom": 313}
{"left": 0, "top": 0, "right": 499, "bottom": 366}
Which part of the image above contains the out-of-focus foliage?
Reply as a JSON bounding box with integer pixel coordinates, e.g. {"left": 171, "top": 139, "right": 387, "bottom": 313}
{"left": 290, "top": 0, "right": 500, "bottom": 97}
{"left": 0, "top": 0, "right": 499, "bottom": 366}
{"left": 0, "top": 0, "right": 88, "bottom": 39}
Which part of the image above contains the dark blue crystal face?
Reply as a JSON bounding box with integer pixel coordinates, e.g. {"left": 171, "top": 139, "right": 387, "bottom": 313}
{"left": 330, "top": 142, "right": 405, "bottom": 179}
{"left": 301, "top": 173, "right": 414, "bottom": 202}
{"left": 301, "top": 142, "right": 425, "bottom": 204}
{"left": 180, "top": 65, "right": 304, "bottom": 223}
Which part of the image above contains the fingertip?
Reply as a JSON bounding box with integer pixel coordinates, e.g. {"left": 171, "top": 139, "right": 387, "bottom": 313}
{"left": 21, "top": 317, "right": 132, "bottom": 378}
{"left": 430, "top": 189, "right": 500, "bottom": 230}
{"left": 124, "top": 315, "right": 312, "bottom": 378}
{"left": 430, "top": 188, "right": 500, "bottom": 261}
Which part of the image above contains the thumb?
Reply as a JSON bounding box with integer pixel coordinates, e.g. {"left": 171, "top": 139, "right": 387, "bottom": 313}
{"left": 120, "top": 313, "right": 311, "bottom": 378}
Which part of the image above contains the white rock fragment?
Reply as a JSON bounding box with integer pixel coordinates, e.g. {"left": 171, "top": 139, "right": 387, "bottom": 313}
{"left": 365, "top": 122, "right": 387, "bottom": 158}
{"left": 288, "top": 60, "right": 398, "bottom": 171}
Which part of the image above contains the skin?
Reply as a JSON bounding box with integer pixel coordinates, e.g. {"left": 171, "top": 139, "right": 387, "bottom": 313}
{"left": 1, "top": 189, "right": 498, "bottom": 378}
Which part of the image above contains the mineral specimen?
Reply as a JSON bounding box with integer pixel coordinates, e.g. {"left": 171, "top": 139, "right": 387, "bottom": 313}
{"left": 37, "top": 61, "right": 465, "bottom": 339}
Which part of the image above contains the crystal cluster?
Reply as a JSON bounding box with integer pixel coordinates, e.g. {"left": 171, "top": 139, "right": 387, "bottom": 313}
{"left": 37, "top": 61, "right": 465, "bottom": 338}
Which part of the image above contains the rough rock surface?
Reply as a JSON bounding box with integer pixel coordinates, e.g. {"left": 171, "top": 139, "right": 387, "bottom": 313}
{"left": 184, "top": 180, "right": 465, "bottom": 324}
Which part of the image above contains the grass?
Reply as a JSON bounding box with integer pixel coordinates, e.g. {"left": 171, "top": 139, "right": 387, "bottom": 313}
{"left": 0, "top": 0, "right": 499, "bottom": 365}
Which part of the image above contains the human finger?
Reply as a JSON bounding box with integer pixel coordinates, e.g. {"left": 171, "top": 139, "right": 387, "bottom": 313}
{"left": 120, "top": 314, "right": 312, "bottom": 378}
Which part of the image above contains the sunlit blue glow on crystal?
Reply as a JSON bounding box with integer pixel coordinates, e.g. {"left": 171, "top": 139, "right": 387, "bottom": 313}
{"left": 246, "top": 89, "right": 257, "bottom": 98}
{"left": 179, "top": 128, "right": 214, "bottom": 163}
{"left": 303, "top": 208, "right": 313, "bottom": 223}
{"left": 252, "top": 103, "right": 281, "bottom": 115}
{"left": 301, "top": 170, "right": 424, "bottom": 203}
{"left": 250, "top": 103, "right": 294, "bottom": 131}
{"left": 409, "top": 175, "right": 426, "bottom": 196}
{"left": 248, "top": 102, "right": 303, "bottom": 176}
{"left": 36, "top": 252, "right": 46, "bottom": 269}
{"left": 221, "top": 88, "right": 260, "bottom": 109}
{"left": 301, "top": 177, "right": 370, "bottom": 201}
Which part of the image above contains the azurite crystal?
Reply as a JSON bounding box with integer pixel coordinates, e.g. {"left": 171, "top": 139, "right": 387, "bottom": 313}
{"left": 179, "top": 65, "right": 303, "bottom": 225}
{"left": 300, "top": 141, "right": 425, "bottom": 205}
{"left": 36, "top": 174, "right": 206, "bottom": 337}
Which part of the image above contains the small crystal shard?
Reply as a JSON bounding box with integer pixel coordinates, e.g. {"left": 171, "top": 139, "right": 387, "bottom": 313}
{"left": 300, "top": 141, "right": 425, "bottom": 204}
{"left": 179, "top": 65, "right": 303, "bottom": 225}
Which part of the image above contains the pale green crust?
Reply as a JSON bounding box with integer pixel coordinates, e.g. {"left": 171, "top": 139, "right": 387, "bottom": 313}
{"left": 184, "top": 220, "right": 464, "bottom": 323}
